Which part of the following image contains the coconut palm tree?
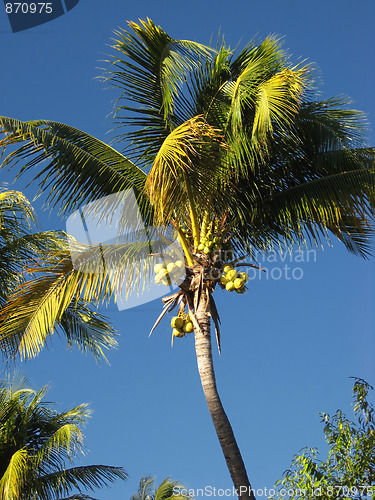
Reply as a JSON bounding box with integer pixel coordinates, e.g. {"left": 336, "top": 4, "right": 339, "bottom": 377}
{"left": 0, "top": 374, "right": 127, "bottom": 499}
{"left": 0, "top": 188, "right": 117, "bottom": 360}
{"left": 131, "top": 476, "right": 191, "bottom": 500}
{"left": 0, "top": 19, "right": 374, "bottom": 499}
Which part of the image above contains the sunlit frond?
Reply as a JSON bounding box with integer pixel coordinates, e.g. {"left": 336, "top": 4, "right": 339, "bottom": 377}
{"left": 146, "top": 115, "right": 229, "bottom": 225}
{"left": 0, "top": 448, "right": 28, "bottom": 500}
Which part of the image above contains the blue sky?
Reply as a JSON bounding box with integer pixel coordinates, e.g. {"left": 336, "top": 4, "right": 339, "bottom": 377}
{"left": 1, "top": 1, "right": 375, "bottom": 498}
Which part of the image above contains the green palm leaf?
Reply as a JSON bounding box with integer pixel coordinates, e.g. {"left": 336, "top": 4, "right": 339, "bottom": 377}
{"left": 60, "top": 304, "right": 118, "bottom": 362}
{"left": 104, "top": 18, "right": 212, "bottom": 163}
{"left": 241, "top": 169, "right": 375, "bottom": 251}
{"left": 0, "top": 118, "right": 150, "bottom": 217}
{"left": 37, "top": 465, "right": 128, "bottom": 499}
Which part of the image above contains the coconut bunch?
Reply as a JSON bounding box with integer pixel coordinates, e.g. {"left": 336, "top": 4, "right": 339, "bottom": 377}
{"left": 171, "top": 313, "right": 194, "bottom": 339}
{"left": 154, "top": 260, "right": 185, "bottom": 286}
{"left": 219, "top": 264, "right": 249, "bottom": 294}
{"left": 197, "top": 232, "right": 223, "bottom": 257}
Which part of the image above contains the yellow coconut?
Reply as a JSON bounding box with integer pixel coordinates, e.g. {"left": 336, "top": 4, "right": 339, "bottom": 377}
{"left": 171, "top": 316, "right": 184, "bottom": 329}
{"left": 220, "top": 274, "right": 229, "bottom": 285}
{"left": 167, "top": 262, "right": 176, "bottom": 273}
{"left": 173, "top": 328, "right": 185, "bottom": 338}
{"left": 183, "top": 322, "right": 194, "bottom": 333}
{"left": 233, "top": 277, "right": 245, "bottom": 289}
{"left": 226, "top": 269, "right": 238, "bottom": 281}
{"left": 239, "top": 272, "right": 249, "bottom": 283}
{"left": 158, "top": 268, "right": 168, "bottom": 278}
{"left": 226, "top": 281, "right": 235, "bottom": 292}
{"left": 223, "top": 264, "right": 233, "bottom": 274}
{"left": 154, "top": 263, "right": 164, "bottom": 274}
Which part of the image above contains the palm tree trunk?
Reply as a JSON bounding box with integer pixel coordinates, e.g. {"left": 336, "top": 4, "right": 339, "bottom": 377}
{"left": 194, "top": 291, "right": 256, "bottom": 500}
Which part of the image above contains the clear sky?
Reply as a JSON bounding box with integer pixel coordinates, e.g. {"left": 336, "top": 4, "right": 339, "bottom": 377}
{"left": 1, "top": 1, "right": 375, "bottom": 498}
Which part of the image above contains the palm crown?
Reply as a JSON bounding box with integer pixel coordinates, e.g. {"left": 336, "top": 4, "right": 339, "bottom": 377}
{"left": 0, "top": 18, "right": 374, "bottom": 499}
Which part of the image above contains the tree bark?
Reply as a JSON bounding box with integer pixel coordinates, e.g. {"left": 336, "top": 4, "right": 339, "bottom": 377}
{"left": 194, "top": 290, "right": 256, "bottom": 500}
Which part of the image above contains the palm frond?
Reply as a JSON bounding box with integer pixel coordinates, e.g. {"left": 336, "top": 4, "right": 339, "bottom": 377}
{"left": 131, "top": 475, "right": 155, "bottom": 500}
{"left": 154, "top": 477, "right": 190, "bottom": 500}
{"left": 104, "top": 18, "right": 212, "bottom": 164}
{"left": 0, "top": 249, "right": 113, "bottom": 359}
{"left": 37, "top": 465, "right": 128, "bottom": 499}
{"left": 0, "top": 448, "right": 28, "bottom": 500}
{"left": 36, "top": 423, "right": 84, "bottom": 466}
{"left": 57, "top": 495, "right": 99, "bottom": 500}
{"left": 233, "top": 168, "right": 375, "bottom": 254}
{"left": 226, "top": 37, "right": 304, "bottom": 131}
{"left": 146, "top": 115, "right": 229, "bottom": 225}
{"left": 0, "top": 189, "right": 35, "bottom": 234}
{"left": 60, "top": 304, "right": 117, "bottom": 363}
{"left": 0, "top": 118, "right": 150, "bottom": 217}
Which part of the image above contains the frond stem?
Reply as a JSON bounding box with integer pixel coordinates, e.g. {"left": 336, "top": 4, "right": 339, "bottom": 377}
{"left": 183, "top": 174, "right": 200, "bottom": 249}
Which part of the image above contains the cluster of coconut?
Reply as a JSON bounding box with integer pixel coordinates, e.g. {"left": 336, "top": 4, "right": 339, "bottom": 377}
{"left": 171, "top": 313, "right": 194, "bottom": 338}
{"left": 219, "top": 264, "right": 249, "bottom": 294}
{"left": 197, "top": 232, "right": 222, "bottom": 257}
{"left": 154, "top": 260, "right": 185, "bottom": 286}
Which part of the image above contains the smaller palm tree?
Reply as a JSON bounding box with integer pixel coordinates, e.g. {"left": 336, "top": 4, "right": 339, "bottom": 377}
{"left": 132, "top": 476, "right": 192, "bottom": 500}
{"left": 0, "top": 374, "right": 128, "bottom": 500}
